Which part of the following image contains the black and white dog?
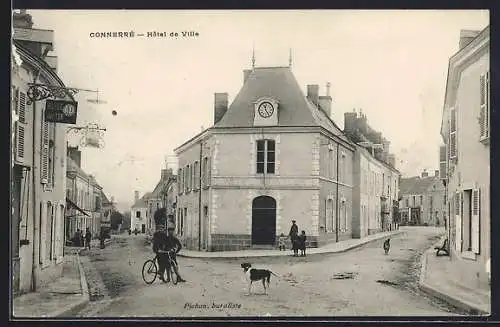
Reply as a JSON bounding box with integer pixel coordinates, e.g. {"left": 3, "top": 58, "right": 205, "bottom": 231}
{"left": 240, "top": 263, "right": 279, "bottom": 295}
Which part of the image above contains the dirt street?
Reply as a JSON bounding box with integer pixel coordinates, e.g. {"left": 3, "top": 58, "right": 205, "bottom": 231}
{"left": 77, "top": 228, "right": 467, "bottom": 317}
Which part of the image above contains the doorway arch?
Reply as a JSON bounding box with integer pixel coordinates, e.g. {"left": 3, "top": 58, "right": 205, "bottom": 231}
{"left": 251, "top": 196, "right": 276, "bottom": 245}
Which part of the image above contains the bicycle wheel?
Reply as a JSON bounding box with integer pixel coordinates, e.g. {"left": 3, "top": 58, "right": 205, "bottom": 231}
{"left": 170, "top": 261, "right": 178, "bottom": 285}
{"left": 142, "top": 259, "right": 158, "bottom": 284}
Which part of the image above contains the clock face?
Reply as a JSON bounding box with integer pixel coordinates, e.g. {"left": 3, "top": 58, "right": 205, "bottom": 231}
{"left": 258, "top": 101, "right": 274, "bottom": 118}
{"left": 63, "top": 103, "right": 76, "bottom": 116}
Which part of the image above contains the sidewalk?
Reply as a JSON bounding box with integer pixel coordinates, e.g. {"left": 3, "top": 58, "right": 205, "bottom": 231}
{"left": 419, "top": 236, "right": 491, "bottom": 315}
{"left": 178, "top": 230, "right": 404, "bottom": 259}
{"left": 12, "top": 252, "right": 89, "bottom": 318}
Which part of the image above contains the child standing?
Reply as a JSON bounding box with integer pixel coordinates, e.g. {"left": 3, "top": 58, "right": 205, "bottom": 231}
{"left": 278, "top": 233, "right": 287, "bottom": 251}
{"left": 298, "top": 230, "right": 307, "bottom": 256}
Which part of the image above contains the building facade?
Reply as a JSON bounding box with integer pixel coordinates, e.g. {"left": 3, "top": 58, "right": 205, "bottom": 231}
{"left": 344, "top": 111, "right": 400, "bottom": 238}
{"left": 65, "top": 147, "right": 105, "bottom": 242}
{"left": 440, "top": 27, "right": 490, "bottom": 289}
{"left": 175, "top": 65, "right": 356, "bottom": 251}
{"left": 130, "top": 192, "right": 149, "bottom": 233}
{"left": 11, "top": 11, "right": 69, "bottom": 295}
{"left": 399, "top": 170, "right": 446, "bottom": 227}
{"left": 145, "top": 168, "right": 177, "bottom": 233}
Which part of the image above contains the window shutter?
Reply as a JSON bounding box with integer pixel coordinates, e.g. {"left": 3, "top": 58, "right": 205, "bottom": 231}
{"left": 207, "top": 157, "right": 212, "bottom": 186}
{"left": 455, "top": 191, "right": 462, "bottom": 253}
{"left": 14, "top": 90, "right": 30, "bottom": 166}
{"left": 479, "top": 74, "right": 487, "bottom": 139}
{"left": 439, "top": 145, "right": 447, "bottom": 180}
{"left": 471, "top": 188, "right": 480, "bottom": 254}
{"left": 449, "top": 107, "right": 457, "bottom": 159}
{"left": 486, "top": 71, "right": 490, "bottom": 138}
{"left": 41, "top": 119, "right": 49, "bottom": 184}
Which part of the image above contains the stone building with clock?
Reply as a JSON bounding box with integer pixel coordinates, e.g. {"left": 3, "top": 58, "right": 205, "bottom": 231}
{"left": 174, "top": 63, "right": 356, "bottom": 251}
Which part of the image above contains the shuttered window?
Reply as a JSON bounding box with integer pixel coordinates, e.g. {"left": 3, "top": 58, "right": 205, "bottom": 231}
{"left": 455, "top": 191, "right": 462, "bottom": 253}
{"left": 14, "top": 89, "right": 28, "bottom": 165}
{"left": 178, "top": 168, "right": 183, "bottom": 194}
{"left": 471, "top": 188, "right": 480, "bottom": 254}
{"left": 449, "top": 107, "right": 457, "bottom": 159}
{"left": 439, "top": 145, "right": 447, "bottom": 180}
{"left": 193, "top": 161, "right": 199, "bottom": 190}
{"left": 41, "top": 117, "right": 49, "bottom": 184}
{"left": 479, "top": 72, "right": 490, "bottom": 140}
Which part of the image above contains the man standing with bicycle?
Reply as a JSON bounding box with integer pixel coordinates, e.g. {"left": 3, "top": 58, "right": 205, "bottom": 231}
{"left": 152, "top": 225, "right": 169, "bottom": 283}
{"left": 164, "top": 222, "right": 186, "bottom": 283}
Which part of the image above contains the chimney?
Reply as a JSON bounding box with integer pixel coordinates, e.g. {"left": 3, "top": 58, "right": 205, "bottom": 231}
{"left": 387, "top": 154, "right": 396, "bottom": 168}
{"left": 67, "top": 146, "right": 82, "bottom": 168}
{"left": 318, "top": 82, "right": 332, "bottom": 118}
{"left": 214, "top": 93, "right": 228, "bottom": 124}
{"left": 13, "top": 10, "right": 34, "bottom": 29}
{"left": 134, "top": 191, "right": 139, "bottom": 203}
{"left": 243, "top": 69, "right": 252, "bottom": 84}
{"left": 307, "top": 84, "right": 319, "bottom": 107}
{"left": 344, "top": 111, "right": 357, "bottom": 134}
{"left": 459, "top": 30, "right": 480, "bottom": 50}
{"left": 434, "top": 170, "right": 439, "bottom": 177}
{"left": 161, "top": 168, "right": 174, "bottom": 181}
{"left": 421, "top": 170, "right": 429, "bottom": 178}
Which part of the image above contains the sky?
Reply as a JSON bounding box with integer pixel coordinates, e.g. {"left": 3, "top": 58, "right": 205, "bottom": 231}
{"left": 24, "top": 9, "right": 489, "bottom": 209}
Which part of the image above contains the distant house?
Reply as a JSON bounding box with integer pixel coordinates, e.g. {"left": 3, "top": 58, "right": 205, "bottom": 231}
{"left": 130, "top": 192, "right": 150, "bottom": 233}
{"left": 399, "top": 170, "right": 446, "bottom": 227}
{"left": 144, "top": 168, "right": 177, "bottom": 233}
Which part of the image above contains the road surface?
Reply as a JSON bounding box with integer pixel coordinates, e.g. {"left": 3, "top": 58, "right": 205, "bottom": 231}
{"left": 77, "top": 227, "right": 465, "bottom": 317}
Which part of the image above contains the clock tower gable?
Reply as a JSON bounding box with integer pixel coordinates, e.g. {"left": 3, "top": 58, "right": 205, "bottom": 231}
{"left": 253, "top": 97, "right": 279, "bottom": 126}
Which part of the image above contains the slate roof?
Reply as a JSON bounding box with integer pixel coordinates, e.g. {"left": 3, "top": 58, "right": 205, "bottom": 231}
{"left": 213, "top": 66, "right": 350, "bottom": 142}
{"left": 131, "top": 192, "right": 151, "bottom": 208}
{"left": 399, "top": 176, "right": 438, "bottom": 195}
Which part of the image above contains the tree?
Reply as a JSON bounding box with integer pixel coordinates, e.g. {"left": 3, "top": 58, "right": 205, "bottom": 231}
{"left": 154, "top": 207, "right": 167, "bottom": 227}
{"left": 122, "top": 211, "right": 131, "bottom": 229}
{"left": 110, "top": 211, "right": 124, "bottom": 230}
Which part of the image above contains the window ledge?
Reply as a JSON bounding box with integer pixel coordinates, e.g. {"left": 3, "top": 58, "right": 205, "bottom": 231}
{"left": 480, "top": 137, "right": 490, "bottom": 146}
{"left": 461, "top": 251, "right": 477, "bottom": 261}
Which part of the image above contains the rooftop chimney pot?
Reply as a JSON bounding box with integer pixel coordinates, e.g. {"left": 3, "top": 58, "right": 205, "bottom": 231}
{"left": 214, "top": 93, "right": 229, "bottom": 124}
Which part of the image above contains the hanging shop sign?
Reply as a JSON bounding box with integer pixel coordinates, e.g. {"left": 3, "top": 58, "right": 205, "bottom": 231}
{"left": 44, "top": 99, "right": 78, "bottom": 124}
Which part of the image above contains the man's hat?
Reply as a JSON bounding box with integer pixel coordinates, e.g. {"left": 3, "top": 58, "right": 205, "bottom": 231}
{"left": 292, "top": 220, "right": 296, "bottom": 223}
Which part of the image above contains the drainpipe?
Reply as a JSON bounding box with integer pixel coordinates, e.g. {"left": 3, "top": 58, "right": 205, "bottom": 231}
{"left": 336, "top": 143, "right": 340, "bottom": 243}
{"left": 198, "top": 141, "right": 202, "bottom": 251}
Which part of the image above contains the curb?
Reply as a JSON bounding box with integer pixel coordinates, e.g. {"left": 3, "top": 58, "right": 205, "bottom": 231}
{"left": 55, "top": 253, "right": 90, "bottom": 317}
{"left": 177, "top": 230, "right": 405, "bottom": 259}
{"left": 417, "top": 236, "right": 490, "bottom": 316}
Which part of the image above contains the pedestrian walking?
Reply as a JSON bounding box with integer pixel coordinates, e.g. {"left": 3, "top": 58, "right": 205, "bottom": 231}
{"left": 289, "top": 220, "right": 299, "bottom": 257}
{"left": 85, "top": 228, "right": 92, "bottom": 250}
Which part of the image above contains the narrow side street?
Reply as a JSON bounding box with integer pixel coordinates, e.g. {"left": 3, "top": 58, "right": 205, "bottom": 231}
{"left": 77, "top": 228, "right": 467, "bottom": 317}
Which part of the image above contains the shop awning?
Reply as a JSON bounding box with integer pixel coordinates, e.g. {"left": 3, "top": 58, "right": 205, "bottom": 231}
{"left": 66, "top": 197, "right": 90, "bottom": 217}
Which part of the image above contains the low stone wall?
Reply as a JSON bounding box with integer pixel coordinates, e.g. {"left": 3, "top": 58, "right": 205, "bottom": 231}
{"left": 208, "top": 234, "right": 319, "bottom": 251}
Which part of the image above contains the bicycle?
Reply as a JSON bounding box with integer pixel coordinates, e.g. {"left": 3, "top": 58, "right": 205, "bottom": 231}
{"left": 142, "top": 249, "right": 179, "bottom": 285}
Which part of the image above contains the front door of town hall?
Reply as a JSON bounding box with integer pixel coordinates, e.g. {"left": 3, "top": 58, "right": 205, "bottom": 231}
{"left": 252, "top": 196, "right": 276, "bottom": 245}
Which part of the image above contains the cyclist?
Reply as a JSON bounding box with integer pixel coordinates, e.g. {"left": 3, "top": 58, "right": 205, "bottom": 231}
{"left": 152, "top": 224, "right": 169, "bottom": 283}
{"left": 165, "top": 222, "right": 186, "bottom": 283}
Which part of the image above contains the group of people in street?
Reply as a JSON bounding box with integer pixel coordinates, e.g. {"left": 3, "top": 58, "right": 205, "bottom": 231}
{"left": 72, "top": 228, "right": 92, "bottom": 249}
{"left": 279, "top": 220, "right": 307, "bottom": 257}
